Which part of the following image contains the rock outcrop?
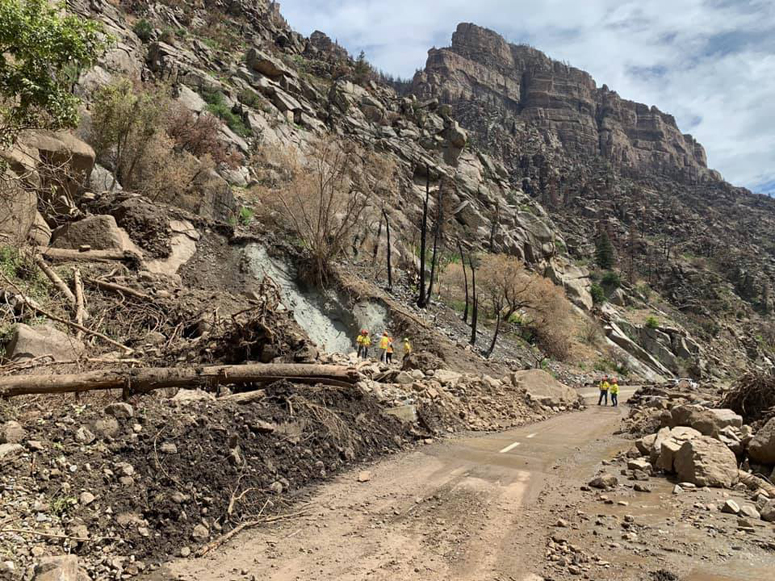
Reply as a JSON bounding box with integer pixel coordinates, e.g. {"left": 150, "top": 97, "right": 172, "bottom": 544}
{"left": 413, "top": 23, "right": 714, "bottom": 183}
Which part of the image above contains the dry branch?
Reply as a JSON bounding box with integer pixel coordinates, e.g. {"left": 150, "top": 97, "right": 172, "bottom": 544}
{"left": 32, "top": 254, "right": 76, "bottom": 308}
{"left": 86, "top": 278, "right": 151, "bottom": 301}
{"left": 0, "top": 363, "right": 360, "bottom": 398}
{"left": 73, "top": 267, "right": 86, "bottom": 340}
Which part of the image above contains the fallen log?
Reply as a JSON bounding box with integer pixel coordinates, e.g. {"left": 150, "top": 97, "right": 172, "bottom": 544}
{"left": 0, "top": 364, "right": 360, "bottom": 399}
{"left": 42, "top": 248, "right": 142, "bottom": 264}
{"left": 73, "top": 268, "right": 86, "bottom": 340}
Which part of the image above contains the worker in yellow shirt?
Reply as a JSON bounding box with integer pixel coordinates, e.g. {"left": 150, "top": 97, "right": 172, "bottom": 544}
{"left": 403, "top": 337, "right": 412, "bottom": 362}
{"left": 356, "top": 330, "right": 371, "bottom": 360}
{"left": 379, "top": 331, "right": 390, "bottom": 364}
{"left": 598, "top": 375, "right": 610, "bottom": 406}
{"left": 610, "top": 377, "right": 620, "bottom": 407}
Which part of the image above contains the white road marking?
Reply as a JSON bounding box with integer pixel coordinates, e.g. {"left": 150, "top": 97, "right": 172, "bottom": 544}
{"left": 527, "top": 433, "right": 537, "bottom": 439}
{"left": 499, "top": 441, "right": 521, "bottom": 454}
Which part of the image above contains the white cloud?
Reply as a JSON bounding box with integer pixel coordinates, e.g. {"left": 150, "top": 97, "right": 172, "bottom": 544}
{"left": 278, "top": 0, "right": 775, "bottom": 193}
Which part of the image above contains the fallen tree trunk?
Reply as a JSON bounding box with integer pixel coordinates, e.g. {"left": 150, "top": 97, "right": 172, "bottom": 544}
{"left": 32, "top": 254, "right": 76, "bottom": 308}
{"left": 86, "top": 278, "right": 151, "bottom": 301}
{"left": 42, "top": 248, "right": 142, "bottom": 264}
{"left": 0, "top": 364, "right": 360, "bottom": 399}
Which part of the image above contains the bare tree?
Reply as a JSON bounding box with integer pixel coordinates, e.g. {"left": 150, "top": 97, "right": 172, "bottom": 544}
{"left": 272, "top": 137, "right": 373, "bottom": 285}
{"left": 383, "top": 207, "right": 393, "bottom": 289}
{"left": 469, "top": 253, "right": 479, "bottom": 346}
{"left": 478, "top": 254, "right": 536, "bottom": 358}
{"left": 417, "top": 166, "right": 431, "bottom": 308}
{"left": 457, "top": 238, "right": 469, "bottom": 323}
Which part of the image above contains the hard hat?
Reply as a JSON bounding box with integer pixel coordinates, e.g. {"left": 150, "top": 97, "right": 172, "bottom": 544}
{"left": 403, "top": 337, "right": 409, "bottom": 342}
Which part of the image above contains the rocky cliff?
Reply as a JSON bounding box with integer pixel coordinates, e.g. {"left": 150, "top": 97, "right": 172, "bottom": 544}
{"left": 413, "top": 23, "right": 716, "bottom": 184}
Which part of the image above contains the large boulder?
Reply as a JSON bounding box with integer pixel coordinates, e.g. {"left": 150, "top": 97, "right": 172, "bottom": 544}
{"left": 656, "top": 426, "right": 702, "bottom": 472}
{"left": 748, "top": 417, "right": 775, "bottom": 464}
{"left": 246, "top": 48, "right": 294, "bottom": 79}
{"left": 673, "top": 435, "right": 739, "bottom": 488}
{"left": 32, "top": 555, "right": 80, "bottom": 581}
{"left": 512, "top": 369, "right": 581, "bottom": 408}
{"left": 5, "top": 324, "right": 85, "bottom": 362}
{"left": 51, "top": 215, "right": 141, "bottom": 253}
{"left": 0, "top": 176, "right": 37, "bottom": 245}
{"left": 669, "top": 405, "right": 742, "bottom": 438}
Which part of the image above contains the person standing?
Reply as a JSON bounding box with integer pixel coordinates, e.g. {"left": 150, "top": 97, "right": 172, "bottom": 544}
{"left": 379, "top": 331, "right": 390, "bottom": 364}
{"left": 356, "top": 330, "right": 366, "bottom": 359}
{"left": 598, "top": 375, "right": 610, "bottom": 406}
{"left": 610, "top": 377, "right": 620, "bottom": 407}
{"left": 402, "top": 337, "right": 412, "bottom": 362}
{"left": 386, "top": 335, "right": 394, "bottom": 364}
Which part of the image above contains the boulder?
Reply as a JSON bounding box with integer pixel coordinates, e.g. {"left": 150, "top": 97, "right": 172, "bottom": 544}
{"left": 721, "top": 499, "right": 740, "bottom": 514}
{"left": 0, "top": 172, "right": 37, "bottom": 245}
{"left": 0, "top": 421, "right": 25, "bottom": 444}
{"left": 636, "top": 433, "right": 658, "bottom": 456}
{"left": 748, "top": 418, "right": 775, "bottom": 464}
{"left": 246, "top": 48, "right": 293, "bottom": 79}
{"left": 674, "top": 436, "right": 739, "bottom": 488}
{"left": 656, "top": 426, "right": 702, "bottom": 472}
{"left": 761, "top": 500, "right": 775, "bottom": 522}
{"left": 589, "top": 473, "right": 618, "bottom": 489}
{"left": 670, "top": 405, "right": 743, "bottom": 438}
{"left": 28, "top": 212, "right": 52, "bottom": 246}
{"left": 432, "top": 369, "right": 463, "bottom": 387}
{"left": 648, "top": 427, "right": 672, "bottom": 463}
{"left": 104, "top": 403, "right": 134, "bottom": 420}
{"left": 89, "top": 164, "right": 121, "bottom": 193}
{"left": 0, "top": 443, "right": 24, "bottom": 462}
{"left": 513, "top": 369, "right": 581, "bottom": 407}
{"left": 171, "top": 389, "right": 216, "bottom": 405}
{"left": 51, "top": 215, "right": 140, "bottom": 253}
{"left": 5, "top": 324, "right": 84, "bottom": 362}
{"left": 627, "top": 458, "right": 653, "bottom": 474}
{"left": 32, "top": 555, "right": 79, "bottom": 581}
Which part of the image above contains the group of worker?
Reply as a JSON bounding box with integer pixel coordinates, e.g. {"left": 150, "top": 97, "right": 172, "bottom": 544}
{"left": 355, "top": 330, "right": 412, "bottom": 364}
{"left": 597, "top": 375, "right": 620, "bottom": 406}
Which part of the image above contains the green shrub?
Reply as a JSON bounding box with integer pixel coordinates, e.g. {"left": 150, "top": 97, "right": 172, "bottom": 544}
{"left": 595, "top": 232, "right": 615, "bottom": 269}
{"left": 590, "top": 283, "right": 606, "bottom": 304}
{"left": 201, "top": 88, "right": 251, "bottom": 137}
{"left": 159, "top": 27, "right": 175, "bottom": 44}
{"left": 601, "top": 271, "right": 621, "bottom": 289}
{"left": 238, "top": 206, "right": 254, "bottom": 226}
{"left": 645, "top": 316, "right": 659, "bottom": 330}
{"left": 133, "top": 19, "right": 153, "bottom": 42}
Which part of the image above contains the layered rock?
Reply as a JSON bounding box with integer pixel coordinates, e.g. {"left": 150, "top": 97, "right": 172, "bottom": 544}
{"left": 413, "top": 23, "right": 714, "bottom": 183}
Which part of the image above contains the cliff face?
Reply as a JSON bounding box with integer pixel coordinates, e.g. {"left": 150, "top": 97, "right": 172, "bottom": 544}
{"left": 413, "top": 23, "right": 714, "bottom": 183}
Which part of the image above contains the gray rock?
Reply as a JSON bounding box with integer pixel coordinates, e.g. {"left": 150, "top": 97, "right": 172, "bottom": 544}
{"left": 0, "top": 443, "right": 24, "bottom": 462}
{"left": 75, "top": 427, "right": 96, "bottom": 445}
{"left": 761, "top": 500, "right": 775, "bottom": 522}
{"left": 589, "top": 473, "right": 618, "bottom": 489}
{"left": 394, "top": 371, "right": 414, "bottom": 385}
{"left": 51, "top": 215, "right": 140, "bottom": 253}
{"left": 91, "top": 417, "right": 120, "bottom": 439}
{"left": 32, "top": 555, "right": 79, "bottom": 581}
{"left": 191, "top": 524, "right": 209, "bottom": 541}
{"left": 79, "top": 492, "right": 95, "bottom": 506}
{"left": 160, "top": 442, "right": 178, "bottom": 454}
{"left": 739, "top": 505, "right": 761, "bottom": 520}
{"left": 656, "top": 426, "right": 702, "bottom": 472}
{"left": 0, "top": 421, "right": 25, "bottom": 444}
{"left": 6, "top": 324, "right": 85, "bottom": 362}
{"left": 171, "top": 389, "right": 216, "bottom": 405}
{"left": 721, "top": 499, "right": 740, "bottom": 514}
{"left": 104, "top": 403, "right": 134, "bottom": 420}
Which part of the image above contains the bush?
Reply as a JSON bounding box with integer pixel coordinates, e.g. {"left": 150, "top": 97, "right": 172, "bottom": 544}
{"left": 238, "top": 206, "right": 254, "bottom": 226}
{"left": 590, "top": 283, "right": 606, "bottom": 304}
{"left": 601, "top": 271, "right": 621, "bottom": 289}
{"left": 201, "top": 90, "right": 251, "bottom": 137}
{"left": 166, "top": 106, "right": 242, "bottom": 168}
{"left": 645, "top": 316, "right": 659, "bottom": 330}
{"left": 133, "top": 18, "right": 153, "bottom": 42}
{"left": 595, "top": 231, "right": 615, "bottom": 269}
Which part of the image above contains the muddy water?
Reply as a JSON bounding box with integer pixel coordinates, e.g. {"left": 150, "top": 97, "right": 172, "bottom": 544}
{"left": 245, "top": 245, "right": 389, "bottom": 353}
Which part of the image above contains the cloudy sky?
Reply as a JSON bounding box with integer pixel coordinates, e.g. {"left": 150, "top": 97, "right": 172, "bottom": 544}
{"left": 279, "top": 0, "right": 775, "bottom": 194}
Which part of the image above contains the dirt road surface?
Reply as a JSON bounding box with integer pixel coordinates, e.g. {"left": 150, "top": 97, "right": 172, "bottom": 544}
{"left": 150, "top": 388, "right": 773, "bottom": 581}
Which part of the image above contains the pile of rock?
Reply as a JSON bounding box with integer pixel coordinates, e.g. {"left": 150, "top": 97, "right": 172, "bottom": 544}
{"left": 356, "top": 364, "right": 584, "bottom": 433}
{"left": 620, "top": 399, "right": 775, "bottom": 528}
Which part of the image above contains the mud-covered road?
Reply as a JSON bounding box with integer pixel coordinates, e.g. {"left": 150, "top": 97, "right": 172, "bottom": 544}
{"left": 151, "top": 388, "right": 774, "bottom": 581}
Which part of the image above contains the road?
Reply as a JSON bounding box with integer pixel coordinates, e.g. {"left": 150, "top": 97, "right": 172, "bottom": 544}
{"left": 154, "top": 391, "right": 634, "bottom": 581}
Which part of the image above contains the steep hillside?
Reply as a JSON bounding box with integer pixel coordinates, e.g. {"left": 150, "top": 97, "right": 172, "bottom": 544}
{"left": 412, "top": 23, "right": 775, "bottom": 377}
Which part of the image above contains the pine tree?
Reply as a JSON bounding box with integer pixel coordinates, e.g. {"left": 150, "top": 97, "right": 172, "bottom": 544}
{"left": 595, "top": 231, "right": 615, "bottom": 270}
